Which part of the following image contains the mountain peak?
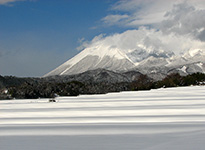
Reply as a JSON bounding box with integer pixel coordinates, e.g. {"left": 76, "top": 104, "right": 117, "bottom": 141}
{"left": 44, "top": 46, "right": 136, "bottom": 77}
{"left": 44, "top": 44, "right": 205, "bottom": 77}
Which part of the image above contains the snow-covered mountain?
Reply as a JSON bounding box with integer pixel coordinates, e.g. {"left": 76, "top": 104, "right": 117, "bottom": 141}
{"left": 44, "top": 45, "right": 136, "bottom": 77}
{"left": 44, "top": 45, "right": 205, "bottom": 79}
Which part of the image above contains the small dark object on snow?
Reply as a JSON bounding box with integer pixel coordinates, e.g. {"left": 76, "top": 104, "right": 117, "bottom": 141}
{"left": 49, "top": 99, "right": 56, "bottom": 102}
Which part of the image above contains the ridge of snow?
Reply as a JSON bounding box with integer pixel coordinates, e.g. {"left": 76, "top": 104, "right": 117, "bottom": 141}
{"left": 178, "top": 66, "right": 187, "bottom": 73}
{"left": 116, "top": 48, "right": 135, "bottom": 65}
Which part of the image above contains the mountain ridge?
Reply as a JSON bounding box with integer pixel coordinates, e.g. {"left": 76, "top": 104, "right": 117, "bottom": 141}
{"left": 44, "top": 45, "right": 205, "bottom": 78}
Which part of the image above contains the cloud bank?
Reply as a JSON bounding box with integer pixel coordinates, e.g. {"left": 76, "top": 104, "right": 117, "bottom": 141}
{"left": 80, "top": 0, "right": 205, "bottom": 58}
{"left": 161, "top": 2, "right": 205, "bottom": 41}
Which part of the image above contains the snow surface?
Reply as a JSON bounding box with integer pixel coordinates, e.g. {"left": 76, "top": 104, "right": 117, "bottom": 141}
{"left": 1, "top": 86, "right": 205, "bottom": 150}
{"left": 178, "top": 66, "right": 187, "bottom": 73}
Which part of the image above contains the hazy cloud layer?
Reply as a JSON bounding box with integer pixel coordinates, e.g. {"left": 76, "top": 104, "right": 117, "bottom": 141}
{"left": 0, "top": 0, "right": 25, "bottom": 5}
{"left": 101, "top": 14, "right": 129, "bottom": 26}
{"left": 81, "top": 0, "right": 205, "bottom": 57}
{"left": 102, "top": 0, "right": 205, "bottom": 27}
{"left": 108, "top": 0, "right": 173, "bottom": 26}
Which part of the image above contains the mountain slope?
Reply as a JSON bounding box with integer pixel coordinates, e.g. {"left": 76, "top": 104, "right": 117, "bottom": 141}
{"left": 45, "top": 44, "right": 205, "bottom": 78}
{"left": 45, "top": 46, "right": 136, "bottom": 77}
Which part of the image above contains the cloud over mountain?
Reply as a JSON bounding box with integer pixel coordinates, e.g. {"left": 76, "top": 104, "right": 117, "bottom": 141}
{"left": 82, "top": 0, "right": 205, "bottom": 56}
{"left": 45, "top": 0, "right": 205, "bottom": 77}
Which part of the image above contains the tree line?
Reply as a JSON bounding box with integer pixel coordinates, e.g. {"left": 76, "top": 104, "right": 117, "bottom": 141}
{"left": 0, "top": 72, "right": 205, "bottom": 99}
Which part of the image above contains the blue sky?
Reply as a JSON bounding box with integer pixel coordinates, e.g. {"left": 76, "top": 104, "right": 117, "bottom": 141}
{"left": 0, "top": 0, "right": 122, "bottom": 77}
{"left": 1, "top": 0, "right": 205, "bottom": 77}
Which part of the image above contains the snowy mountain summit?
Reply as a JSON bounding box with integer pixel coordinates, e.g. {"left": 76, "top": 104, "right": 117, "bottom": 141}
{"left": 45, "top": 45, "right": 136, "bottom": 77}
{"left": 44, "top": 43, "right": 205, "bottom": 79}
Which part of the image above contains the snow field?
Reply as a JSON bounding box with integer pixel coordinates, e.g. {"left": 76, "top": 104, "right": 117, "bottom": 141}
{"left": 1, "top": 86, "right": 205, "bottom": 150}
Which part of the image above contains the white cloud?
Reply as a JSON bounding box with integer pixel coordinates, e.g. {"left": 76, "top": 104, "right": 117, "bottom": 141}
{"left": 80, "top": 27, "right": 205, "bottom": 61}
{"left": 102, "top": 0, "right": 205, "bottom": 27}
{"left": 81, "top": 0, "right": 205, "bottom": 59}
{"left": 0, "top": 0, "right": 25, "bottom": 5}
{"left": 101, "top": 14, "right": 129, "bottom": 26}
{"left": 76, "top": 34, "right": 105, "bottom": 51}
{"left": 102, "top": 0, "right": 175, "bottom": 27}
{"left": 161, "top": 2, "right": 205, "bottom": 41}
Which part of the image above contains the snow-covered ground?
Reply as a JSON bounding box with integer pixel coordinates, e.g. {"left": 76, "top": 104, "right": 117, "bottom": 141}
{"left": 1, "top": 86, "right": 205, "bottom": 150}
